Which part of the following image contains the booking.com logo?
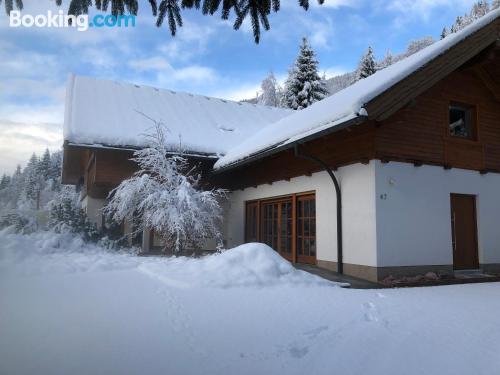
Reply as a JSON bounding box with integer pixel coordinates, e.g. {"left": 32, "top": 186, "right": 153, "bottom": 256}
{"left": 9, "top": 10, "right": 136, "bottom": 31}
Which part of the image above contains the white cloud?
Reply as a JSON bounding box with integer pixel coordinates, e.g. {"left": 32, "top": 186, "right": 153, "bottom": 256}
{"left": 211, "top": 83, "right": 261, "bottom": 102}
{"left": 0, "top": 103, "right": 64, "bottom": 125}
{"left": 0, "top": 120, "right": 62, "bottom": 174}
{"left": 129, "top": 57, "right": 172, "bottom": 71}
{"left": 319, "top": 0, "right": 361, "bottom": 8}
{"left": 385, "top": 0, "right": 475, "bottom": 26}
{"left": 129, "top": 57, "right": 217, "bottom": 85}
{"left": 323, "top": 66, "right": 350, "bottom": 78}
{"left": 169, "top": 66, "right": 217, "bottom": 83}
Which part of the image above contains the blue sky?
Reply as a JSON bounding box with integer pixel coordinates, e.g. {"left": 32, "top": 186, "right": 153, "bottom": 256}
{"left": 0, "top": 0, "right": 478, "bottom": 174}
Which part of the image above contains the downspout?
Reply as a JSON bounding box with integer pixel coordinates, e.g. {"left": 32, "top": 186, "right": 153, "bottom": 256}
{"left": 294, "top": 144, "right": 343, "bottom": 274}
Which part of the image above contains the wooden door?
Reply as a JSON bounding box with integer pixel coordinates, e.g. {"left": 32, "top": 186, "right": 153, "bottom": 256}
{"left": 261, "top": 199, "right": 293, "bottom": 261}
{"left": 450, "top": 194, "right": 479, "bottom": 270}
{"left": 296, "top": 195, "right": 317, "bottom": 264}
{"left": 244, "top": 193, "right": 317, "bottom": 265}
{"left": 245, "top": 201, "right": 259, "bottom": 243}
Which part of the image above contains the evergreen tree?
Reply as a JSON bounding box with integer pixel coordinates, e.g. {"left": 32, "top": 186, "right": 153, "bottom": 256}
{"left": 49, "top": 151, "right": 63, "bottom": 183}
{"left": 406, "top": 37, "right": 435, "bottom": 55}
{"left": 283, "top": 38, "right": 328, "bottom": 110}
{"left": 39, "top": 148, "right": 51, "bottom": 178}
{"left": 358, "top": 46, "right": 377, "bottom": 80}
{"left": 441, "top": 27, "right": 449, "bottom": 39}
{"left": 378, "top": 50, "right": 394, "bottom": 69}
{"left": 470, "top": 0, "right": 490, "bottom": 20}
{"left": 49, "top": 186, "right": 99, "bottom": 242}
{"left": 23, "top": 153, "right": 42, "bottom": 208}
{"left": 258, "top": 72, "right": 280, "bottom": 107}
{"left": 0, "top": 0, "right": 23, "bottom": 14}
{"left": 0, "top": 174, "right": 10, "bottom": 190}
{"left": 451, "top": 15, "right": 468, "bottom": 33}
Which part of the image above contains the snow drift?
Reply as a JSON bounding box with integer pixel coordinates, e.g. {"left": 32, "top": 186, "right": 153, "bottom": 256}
{"left": 140, "top": 243, "right": 330, "bottom": 288}
{"left": 0, "top": 229, "right": 330, "bottom": 288}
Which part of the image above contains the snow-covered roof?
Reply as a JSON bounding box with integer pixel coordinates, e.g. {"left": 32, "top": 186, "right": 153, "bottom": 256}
{"left": 215, "top": 9, "right": 500, "bottom": 169}
{"left": 64, "top": 75, "right": 293, "bottom": 156}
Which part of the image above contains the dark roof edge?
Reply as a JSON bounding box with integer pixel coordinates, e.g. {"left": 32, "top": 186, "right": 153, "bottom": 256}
{"left": 64, "top": 141, "right": 219, "bottom": 159}
{"left": 212, "top": 115, "right": 367, "bottom": 175}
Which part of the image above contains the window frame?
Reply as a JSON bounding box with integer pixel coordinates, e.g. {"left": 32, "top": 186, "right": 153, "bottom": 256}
{"left": 448, "top": 101, "right": 478, "bottom": 142}
{"left": 244, "top": 191, "right": 316, "bottom": 264}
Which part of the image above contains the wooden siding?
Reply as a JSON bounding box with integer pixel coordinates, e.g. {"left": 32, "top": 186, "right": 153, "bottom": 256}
{"left": 79, "top": 148, "right": 216, "bottom": 199}
{"left": 218, "top": 49, "right": 500, "bottom": 190}
{"left": 364, "top": 19, "right": 499, "bottom": 121}
{"left": 215, "top": 122, "right": 376, "bottom": 190}
{"left": 376, "top": 67, "right": 500, "bottom": 172}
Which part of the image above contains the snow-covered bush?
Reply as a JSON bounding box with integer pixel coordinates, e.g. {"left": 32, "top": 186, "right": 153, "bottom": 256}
{"left": 104, "top": 119, "right": 226, "bottom": 253}
{"left": 0, "top": 211, "right": 37, "bottom": 234}
{"left": 48, "top": 187, "right": 99, "bottom": 243}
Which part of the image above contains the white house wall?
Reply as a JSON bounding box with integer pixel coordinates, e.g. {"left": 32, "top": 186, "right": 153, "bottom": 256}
{"left": 225, "top": 163, "right": 377, "bottom": 266}
{"left": 81, "top": 196, "right": 106, "bottom": 230}
{"left": 375, "top": 161, "right": 500, "bottom": 267}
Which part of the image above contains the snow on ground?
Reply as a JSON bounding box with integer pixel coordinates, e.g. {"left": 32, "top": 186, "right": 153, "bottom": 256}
{"left": 1, "top": 229, "right": 500, "bottom": 375}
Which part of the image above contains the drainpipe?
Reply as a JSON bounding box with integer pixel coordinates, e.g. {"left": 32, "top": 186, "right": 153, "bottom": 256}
{"left": 294, "top": 144, "right": 343, "bottom": 274}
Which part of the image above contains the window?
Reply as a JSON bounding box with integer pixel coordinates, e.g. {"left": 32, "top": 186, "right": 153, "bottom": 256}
{"left": 245, "top": 202, "right": 258, "bottom": 242}
{"left": 297, "top": 195, "right": 316, "bottom": 261}
{"left": 244, "top": 193, "right": 316, "bottom": 264}
{"left": 449, "top": 102, "right": 476, "bottom": 140}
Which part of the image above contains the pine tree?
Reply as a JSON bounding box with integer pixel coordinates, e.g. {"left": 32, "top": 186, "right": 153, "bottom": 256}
{"left": 378, "top": 49, "right": 394, "bottom": 69}
{"left": 441, "top": 27, "right": 449, "bottom": 39}
{"left": 1, "top": 0, "right": 23, "bottom": 14}
{"left": 39, "top": 148, "right": 51, "bottom": 178}
{"left": 451, "top": 15, "right": 462, "bottom": 33}
{"left": 0, "top": 174, "right": 10, "bottom": 190}
{"left": 283, "top": 38, "right": 328, "bottom": 110}
{"left": 258, "top": 72, "right": 280, "bottom": 107}
{"left": 470, "top": 0, "right": 490, "bottom": 20}
{"left": 22, "top": 153, "right": 43, "bottom": 209}
{"left": 49, "top": 151, "right": 62, "bottom": 183}
{"left": 358, "top": 46, "right": 377, "bottom": 80}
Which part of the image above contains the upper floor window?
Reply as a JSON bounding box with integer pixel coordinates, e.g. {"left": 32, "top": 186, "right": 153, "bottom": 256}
{"left": 449, "top": 102, "right": 477, "bottom": 140}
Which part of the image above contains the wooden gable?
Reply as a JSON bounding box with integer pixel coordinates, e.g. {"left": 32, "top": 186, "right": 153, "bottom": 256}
{"left": 216, "top": 38, "right": 500, "bottom": 190}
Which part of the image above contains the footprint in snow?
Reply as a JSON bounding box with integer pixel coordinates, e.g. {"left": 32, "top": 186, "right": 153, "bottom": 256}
{"left": 303, "top": 325, "right": 329, "bottom": 340}
{"left": 289, "top": 346, "right": 309, "bottom": 359}
{"left": 363, "top": 302, "right": 379, "bottom": 322}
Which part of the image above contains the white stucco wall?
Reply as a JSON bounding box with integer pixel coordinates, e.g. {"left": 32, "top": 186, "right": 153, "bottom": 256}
{"left": 225, "top": 163, "right": 377, "bottom": 266}
{"left": 81, "top": 196, "right": 106, "bottom": 230}
{"left": 375, "top": 161, "right": 500, "bottom": 267}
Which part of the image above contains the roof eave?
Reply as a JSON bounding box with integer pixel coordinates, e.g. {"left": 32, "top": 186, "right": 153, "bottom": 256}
{"left": 64, "top": 141, "right": 220, "bottom": 159}
{"left": 212, "top": 115, "right": 367, "bottom": 174}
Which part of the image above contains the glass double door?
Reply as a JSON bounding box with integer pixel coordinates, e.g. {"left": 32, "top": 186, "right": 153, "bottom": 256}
{"left": 246, "top": 194, "right": 316, "bottom": 265}
{"left": 261, "top": 199, "right": 293, "bottom": 261}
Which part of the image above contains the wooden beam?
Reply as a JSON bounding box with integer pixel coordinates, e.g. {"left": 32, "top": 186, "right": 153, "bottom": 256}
{"left": 368, "top": 23, "right": 498, "bottom": 121}
{"left": 472, "top": 66, "right": 500, "bottom": 102}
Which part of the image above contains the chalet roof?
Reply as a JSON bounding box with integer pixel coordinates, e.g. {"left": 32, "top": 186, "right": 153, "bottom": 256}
{"left": 63, "top": 75, "right": 292, "bottom": 157}
{"left": 215, "top": 8, "right": 500, "bottom": 170}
